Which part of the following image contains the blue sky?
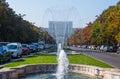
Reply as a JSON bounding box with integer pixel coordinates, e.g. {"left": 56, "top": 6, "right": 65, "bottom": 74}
{"left": 6, "top": 0, "right": 119, "bottom": 28}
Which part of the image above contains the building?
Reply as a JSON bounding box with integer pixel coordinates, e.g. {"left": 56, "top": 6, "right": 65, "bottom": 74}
{"left": 42, "top": 21, "right": 76, "bottom": 44}
{"left": 48, "top": 21, "right": 75, "bottom": 44}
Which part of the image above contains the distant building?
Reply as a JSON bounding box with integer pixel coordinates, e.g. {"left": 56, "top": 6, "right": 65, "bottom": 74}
{"left": 41, "top": 21, "right": 77, "bottom": 43}
{"left": 41, "top": 27, "right": 48, "bottom": 32}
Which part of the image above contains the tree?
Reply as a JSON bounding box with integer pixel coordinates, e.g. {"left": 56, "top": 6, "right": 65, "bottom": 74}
{"left": 67, "top": 29, "right": 82, "bottom": 45}
{"left": 82, "top": 22, "right": 92, "bottom": 45}
{"left": 115, "top": 32, "right": 120, "bottom": 44}
{"left": 91, "top": 1, "right": 120, "bottom": 46}
{"left": 0, "top": 0, "right": 45, "bottom": 43}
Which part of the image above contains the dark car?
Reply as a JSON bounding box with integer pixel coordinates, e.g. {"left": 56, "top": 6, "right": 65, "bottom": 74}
{"left": 0, "top": 46, "right": 11, "bottom": 64}
{"left": 29, "top": 45, "right": 36, "bottom": 53}
{"left": 117, "top": 46, "right": 120, "bottom": 54}
{"left": 0, "top": 42, "right": 9, "bottom": 46}
{"left": 31, "top": 43, "right": 40, "bottom": 51}
{"left": 22, "top": 44, "right": 30, "bottom": 55}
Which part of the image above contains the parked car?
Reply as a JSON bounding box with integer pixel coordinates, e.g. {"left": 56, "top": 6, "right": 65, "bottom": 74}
{"left": 103, "top": 46, "right": 113, "bottom": 52}
{"left": 29, "top": 45, "right": 36, "bottom": 53}
{"left": 0, "top": 42, "right": 9, "bottom": 46}
{"left": 117, "top": 46, "right": 120, "bottom": 54}
{"left": 38, "top": 42, "right": 45, "bottom": 48}
{"left": 0, "top": 46, "right": 11, "bottom": 64}
{"left": 77, "top": 45, "right": 81, "bottom": 48}
{"left": 88, "top": 45, "right": 92, "bottom": 49}
{"left": 112, "top": 46, "right": 117, "bottom": 52}
{"left": 96, "top": 46, "right": 100, "bottom": 50}
{"left": 31, "top": 43, "right": 39, "bottom": 51}
{"left": 81, "top": 45, "right": 87, "bottom": 49}
{"left": 38, "top": 44, "right": 44, "bottom": 50}
{"left": 100, "top": 45, "right": 105, "bottom": 51}
{"left": 102, "top": 46, "right": 108, "bottom": 52}
{"left": 22, "top": 44, "right": 30, "bottom": 55}
{"left": 45, "top": 44, "right": 49, "bottom": 49}
{"left": 91, "top": 45, "right": 96, "bottom": 50}
{"left": 7, "top": 43, "right": 22, "bottom": 58}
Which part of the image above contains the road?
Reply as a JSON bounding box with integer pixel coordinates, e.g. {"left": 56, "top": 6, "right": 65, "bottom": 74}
{"left": 70, "top": 47, "right": 120, "bottom": 69}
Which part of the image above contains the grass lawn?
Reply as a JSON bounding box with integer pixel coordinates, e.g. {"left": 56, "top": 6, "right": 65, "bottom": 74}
{"left": 3, "top": 53, "right": 113, "bottom": 68}
{"left": 63, "top": 47, "right": 73, "bottom": 51}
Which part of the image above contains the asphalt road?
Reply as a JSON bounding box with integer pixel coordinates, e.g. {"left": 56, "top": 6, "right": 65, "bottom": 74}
{"left": 70, "top": 47, "right": 120, "bottom": 69}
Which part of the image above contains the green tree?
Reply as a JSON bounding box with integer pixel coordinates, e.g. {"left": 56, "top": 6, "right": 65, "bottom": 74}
{"left": 0, "top": 0, "right": 45, "bottom": 43}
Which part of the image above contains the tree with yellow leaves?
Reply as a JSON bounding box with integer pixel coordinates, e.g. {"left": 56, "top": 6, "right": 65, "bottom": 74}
{"left": 115, "top": 32, "right": 120, "bottom": 44}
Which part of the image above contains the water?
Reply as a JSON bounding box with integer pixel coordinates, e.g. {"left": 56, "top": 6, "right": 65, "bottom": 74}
{"left": 56, "top": 50, "right": 69, "bottom": 79}
{"left": 57, "top": 43, "right": 62, "bottom": 56}
{"left": 42, "top": 7, "right": 71, "bottom": 79}
{"left": 20, "top": 50, "right": 97, "bottom": 79}
{"left": 21, "top": 73, "right": 96, "bottom": 79}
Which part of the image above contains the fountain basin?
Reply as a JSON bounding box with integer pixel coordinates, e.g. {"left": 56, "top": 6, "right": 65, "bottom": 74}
{"left": 0, "top": 64, "right": 120, "bottom": 79}
{"left": 21, "top": 72, "right": 96, "bottom": 79}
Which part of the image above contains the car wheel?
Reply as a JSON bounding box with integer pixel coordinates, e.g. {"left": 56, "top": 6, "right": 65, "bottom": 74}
{"left": 0, "top": 59, "right": 2, "bottom": 64}
{"left": 8, "top": 56, "right": 11, "bottom": 62}
{"left": 20, "top": 54, "right": 22, "bottom": 58}
{"left": 16, "top": 54, "right": 19, "bottom": 58}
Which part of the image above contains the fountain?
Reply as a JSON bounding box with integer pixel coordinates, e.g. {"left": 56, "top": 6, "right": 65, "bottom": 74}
{"left": 44, "top": 7, "right": 72, "bottom": 79}
{"left": 56, "top": 44, "right": 69, "bottom": 79}
{"left": 57, "top": 43, "right": 62, "bottom": 56}
{"left": 42, "top": 7, "right": 80, "bottom": 79}
{"left": 20, "top": 7, "right": 99, "bottom": 79}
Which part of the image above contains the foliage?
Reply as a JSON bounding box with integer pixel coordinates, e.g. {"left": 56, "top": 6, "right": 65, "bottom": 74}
{"left": 67, "top": 29, "right": 82, "bottom": 45}
{"left": 68, "top": 1, "right": 120, "bottom": 46}
{"left": 0, "top": 0, "right": 55, "bottom": 44}
{"left": 91, "top": 2, "right": 120, "bottom": 45}
{"left": 82, "top": 22, "right": 92, "bottom": 45}
{"left": 115, "top": 32, "right": 120, "bottom": 44}
{"left": 42, "top": 31, "right": 56, "bottom": 44}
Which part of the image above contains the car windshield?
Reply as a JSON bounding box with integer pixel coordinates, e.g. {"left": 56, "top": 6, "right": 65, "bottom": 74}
{"left": 39, "top": 45, "right": 43, "bottom": 46}
{"left": 7, "top": 45, "right": 17, "bottom": 49}
{"left": 29, "top": 45, "right": 34, "bottom": 48}
{"left": 22, "top": 45, "right": 27, "bottom": 48}
{"left": 31, "top": 43, "right": 38, "bottom": 47}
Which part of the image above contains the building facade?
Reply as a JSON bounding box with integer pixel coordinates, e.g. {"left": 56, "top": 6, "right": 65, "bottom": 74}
{"left": 48, "top": 21, "right": 73, "bottom": 43}
{"left": 42, "top": 21, "right": 76, "bottom": 44}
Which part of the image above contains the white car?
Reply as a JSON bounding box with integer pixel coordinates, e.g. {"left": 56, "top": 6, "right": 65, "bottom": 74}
{"left": 117, "top": 47, "right": 120, "bottom": 54}
{"left": 100, "top": 45, "right": 105, "bottom": 51}
{"left": 102, "top": 46, "right": 113, "bottom": 52}
{"left": 7, "top": 43, "right": 22, "bottom": 58}
{"left": 102, "top": 46, "right": 108, "bottom": 52}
